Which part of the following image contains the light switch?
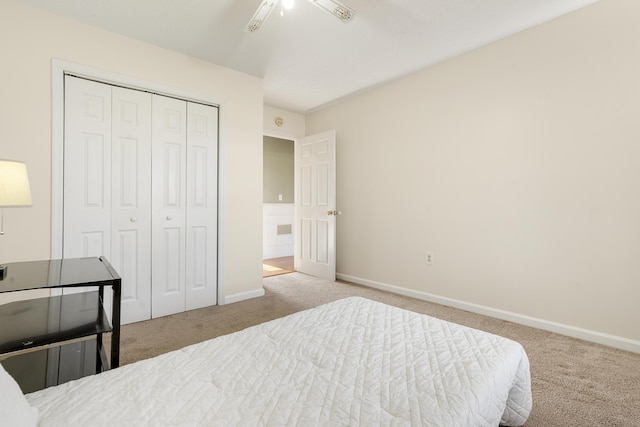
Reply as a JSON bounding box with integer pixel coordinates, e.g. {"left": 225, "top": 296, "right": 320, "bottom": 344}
{"left": 278, "top": 194, "right": 283, "bottom": 201}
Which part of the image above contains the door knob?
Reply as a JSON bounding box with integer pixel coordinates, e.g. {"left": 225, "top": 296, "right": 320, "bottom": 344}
{"left": 327, "top": 210, "right": 338, "bottom": 216}
{"left": 166, "top": 216, "right": 173, "bottom": 220}
{"left": 130, "top": 217, "right": 137, "bottom": 223}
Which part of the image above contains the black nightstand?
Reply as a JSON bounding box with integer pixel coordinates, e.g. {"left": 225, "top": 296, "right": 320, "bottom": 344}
{"left": 0, "top": 257, "right": 121, "bottom": 393}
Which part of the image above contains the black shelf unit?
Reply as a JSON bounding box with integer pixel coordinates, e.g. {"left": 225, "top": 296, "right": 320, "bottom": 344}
{"left": 0, "top": 257, "right": 121, "bottom": 393}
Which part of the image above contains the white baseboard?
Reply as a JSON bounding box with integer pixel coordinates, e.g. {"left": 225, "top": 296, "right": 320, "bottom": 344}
{"left": 222, "top": 288, "right": 265, "bottom": 305}
{"left": 337, "top": 273, "right": 640, "bottom": 354}
{"left": 263, "top": 247, "right": 294, "bottom": 260}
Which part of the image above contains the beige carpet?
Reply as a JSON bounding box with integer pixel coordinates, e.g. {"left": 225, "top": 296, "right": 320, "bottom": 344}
{"left": 118, "top": 273, "right": 640, "bottom": 426}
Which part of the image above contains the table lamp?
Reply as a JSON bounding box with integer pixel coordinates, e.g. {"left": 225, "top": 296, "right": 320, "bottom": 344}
{"left": 0, "top": 159, "right": 33, "bottom": 279}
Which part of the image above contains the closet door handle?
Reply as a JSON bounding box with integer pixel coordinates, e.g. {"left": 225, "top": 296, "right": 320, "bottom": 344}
{"left": 130, "top": 217, "right": 137, "bottom": 223}
{"left": 166, "top": 216, "right": 173, "bottom": 221}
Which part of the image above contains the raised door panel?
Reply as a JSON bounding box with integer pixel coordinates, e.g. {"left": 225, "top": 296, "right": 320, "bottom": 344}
{"left": 111, "top": 87, "right": 152, "bottom": 324}
{"left": 185, "top": 103, "right": 218, "bottom": 310}
{"left": 316, "top": 220, "right": 329, "bottom": 264}
{"left": 301, "top": 163, "right": 312, "bottom": 206}
{"left": 151, "top": 95, "right": 187, "bottom": 318}
{"left": 301, "top": 218, "right": 313, "bottom": 260}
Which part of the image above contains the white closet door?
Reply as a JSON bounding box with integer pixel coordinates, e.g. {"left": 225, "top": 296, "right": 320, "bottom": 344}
{"left": 63, "top": 77, "right": 112, "bottom": 272}
{"left": 111, "top": 87, "right": 153, "bottom": 324}
{"left": 185, "top": 103, "right": 218, "bottom": 309}
{"left": 63, "top": 76, "right": 219, "bottom": 322}
{"left": 151, "top": 95, "right": 187, "bottom": 317}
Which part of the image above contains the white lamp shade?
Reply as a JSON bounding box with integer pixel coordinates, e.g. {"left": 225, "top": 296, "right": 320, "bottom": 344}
{"left": 0, "top": 160, "right": 33, "bottom": 207}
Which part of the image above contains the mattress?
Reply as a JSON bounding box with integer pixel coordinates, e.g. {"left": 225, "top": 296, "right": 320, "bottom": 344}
{"left": 26, "top": 297, "right": 532, "bottom": 426}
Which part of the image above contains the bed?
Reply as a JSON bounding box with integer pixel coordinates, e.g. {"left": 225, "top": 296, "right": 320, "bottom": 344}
{"left": 2, "top": 297, "right": 532, "bottom": 426}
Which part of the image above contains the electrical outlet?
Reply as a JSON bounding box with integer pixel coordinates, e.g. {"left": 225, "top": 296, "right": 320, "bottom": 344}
{"left": 425, "top": 251, "right": 434, "bottom": 266}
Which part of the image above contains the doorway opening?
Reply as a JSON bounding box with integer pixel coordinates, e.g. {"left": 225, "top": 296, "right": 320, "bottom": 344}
{"left": 263, "top": 135, "right": 295, "bottom": 278}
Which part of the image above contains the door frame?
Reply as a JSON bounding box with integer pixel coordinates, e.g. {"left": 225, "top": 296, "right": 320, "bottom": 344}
{"left": 50, "top": 59, "right": 225, "bottom": 301}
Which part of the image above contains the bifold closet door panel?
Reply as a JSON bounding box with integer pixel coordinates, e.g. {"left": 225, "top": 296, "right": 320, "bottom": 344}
{"left": 185, "top": 103, "right": 218, "bottom": 310}
{"left": 64, "top": 77, "right": 154, "bottom": 323}
{"left": 63, "top": 76, "right": 112, "bottom": 293}
{"left": 151, "top": 95, "right": 187, "bottom": 318}
{"left": 111, "top": 87, "right": 153, "bottom": 324}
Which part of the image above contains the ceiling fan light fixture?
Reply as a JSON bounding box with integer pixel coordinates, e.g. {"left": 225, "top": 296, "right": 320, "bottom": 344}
{"left": 282, "top": 0, "right": 295, "bottom": 10}
{"left": 246, "top": 0, "right": 354, "bottom": 32}
{"left": 311, "top": 0, "right": 355, "bottom": 23}
{"left": 245, "top": 0, "right": 277, "bottom": 32}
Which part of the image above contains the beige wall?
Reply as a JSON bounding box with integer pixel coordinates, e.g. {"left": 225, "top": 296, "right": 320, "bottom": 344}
{"left": 263, "top": 136, "right": 294, "bottom": 204}
{"left": 307, "top": 0, "right": 640, "bottom": 346}
{"left": 0, "top": 0, "right": 264, "bottom": 300}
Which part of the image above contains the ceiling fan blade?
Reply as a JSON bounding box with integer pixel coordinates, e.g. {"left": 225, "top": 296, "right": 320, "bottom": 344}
{"left": 308, "top": 0, "right": 355, "bottom": 22}
{"left": 245, "top": 0, "right": 277, "bottom": 32}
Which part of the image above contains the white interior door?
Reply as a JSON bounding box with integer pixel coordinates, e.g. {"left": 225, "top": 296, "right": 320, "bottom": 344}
{"left": 151, "top": 94, "right": 187, "bottom": 317}
{"left": 295, "top": 130, "right": 337, "bottom": 281}
{"left": 185, "top": 103, "right": 218, "bottom": 309}
{"left": 110, "top": 87, "right": 152, "bottom": 324}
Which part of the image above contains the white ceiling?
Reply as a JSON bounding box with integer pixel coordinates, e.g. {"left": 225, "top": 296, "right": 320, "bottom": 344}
{"left": 17, "top": 0, "right": 597, "bottom": 113}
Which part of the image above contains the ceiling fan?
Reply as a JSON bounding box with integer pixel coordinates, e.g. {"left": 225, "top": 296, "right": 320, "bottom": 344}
{"left": 245, "top": 0, "right": 356, "bottom": 32}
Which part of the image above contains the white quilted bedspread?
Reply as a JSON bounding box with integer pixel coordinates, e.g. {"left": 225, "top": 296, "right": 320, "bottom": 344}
{"left": 26, "top": 297, "right": 532, "bottom": 426}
